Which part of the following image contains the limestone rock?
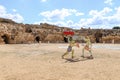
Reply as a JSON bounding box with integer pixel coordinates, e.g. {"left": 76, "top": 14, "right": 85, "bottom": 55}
{"left": 0, "top": 18, "right": 120, "bottom": 44}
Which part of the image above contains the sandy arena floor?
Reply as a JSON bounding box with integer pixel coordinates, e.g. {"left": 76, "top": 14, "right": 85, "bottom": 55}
{"left": 0, "top": 43, "right": 120, "bottom": 80}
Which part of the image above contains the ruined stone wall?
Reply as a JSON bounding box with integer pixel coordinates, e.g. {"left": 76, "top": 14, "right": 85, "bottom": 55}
{"left": 0, "top": 23, "right": 35, "bottom": 44}
{"left": 0, "top": 18, "right": 120, "bottom": 44}
{"left": 0, "top": 18, "right": 64, "bottom": 44}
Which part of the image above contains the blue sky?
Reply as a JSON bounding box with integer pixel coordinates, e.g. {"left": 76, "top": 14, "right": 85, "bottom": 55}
{"left": 0, "top": 0, "right": 120, "bottom": 29}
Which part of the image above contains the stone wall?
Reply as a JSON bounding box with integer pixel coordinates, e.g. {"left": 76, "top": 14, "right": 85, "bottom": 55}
{"left": 0, "top": 18, "right": 120, "bottom": 44}
{"left": 0, "top": 18, "right": 64, "bottom": 44}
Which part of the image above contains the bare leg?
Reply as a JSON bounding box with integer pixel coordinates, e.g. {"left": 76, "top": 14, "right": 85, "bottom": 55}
{"left": 81, "top": 46, "right": 89, "bottom": 58}
{"left": 81, "top": 48, "right": 85, "bottom": 57}
{"left": 62, "top": 52, "right": 68, "bottom": 59}
{"left": 89, "top": 50, "right": 92, "bottom": 56}
{"left": 71, "top": 50, "right": 74, "bottom": 59}
{"left": 89, "top": 49, "right": 93, "bottom": 59}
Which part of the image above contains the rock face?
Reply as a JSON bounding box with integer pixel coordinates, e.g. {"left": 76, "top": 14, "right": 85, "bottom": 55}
{"left": 0, "top": 18, "right": 16, "bottom": 24}
{"left": 0, "top": 18, "right": 120, "bottom": 44}
{"left": 0, "top": 23, "right": 33, "bottom": 44}
{"left": 45, "top": 34, "right": 64, "bottom": 43}
{"left": 0, "top": 18, "right": 65, "bottom": 44}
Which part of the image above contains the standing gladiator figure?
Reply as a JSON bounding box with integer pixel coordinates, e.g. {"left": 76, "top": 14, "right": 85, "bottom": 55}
{"left": 81, "top": 36, "right": 93, "bottom": 59}
{"left": 62, "top": 40, "right": 79, "bottom": 59}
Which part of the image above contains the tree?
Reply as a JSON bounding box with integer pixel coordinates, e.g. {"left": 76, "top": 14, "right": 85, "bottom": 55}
{"left": 113, "top": 26, "right": 120, "bottom": 29}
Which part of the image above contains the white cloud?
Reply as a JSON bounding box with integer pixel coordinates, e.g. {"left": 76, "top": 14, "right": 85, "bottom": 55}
{"left": 38, "top": 8, "right": 84, "bottom": 28}
{"left": 67, "top": 20, "right": 73, "bottom": 26}
{"left": 0, "top": 5, "right": 24, "bottom": 23}
{"left": 34, "top": 19, "right": 81, "bottom": 29}
{"left": 0, "top": 5, "right": 6, "bottom": 14}
{"left": 78, "top": 7, "right": 120, "bottom": 29}
{"left": 104, "top": 0, "right": 113, "bottom": 5}
{"left": 40, "top": 9, "right": 71, "bottom": 20}
{"left": 75, "top": 12, "right": 84, "bottom": 16}
{"left": 40, "top": 8, "right": 84, "bottom": 20}
{"left": 40, "top": 0, "right": 47, "bottom": 2}
{"left": 89, "top": 7, "right": 112, "bottom": 16}
{"left": 34, "top": 19, "right": 65, "bottom": 27}
{"left": 12, "top": 9, "right": 17, "bottom": 12}
{"left": 36, "top": 7, "right": 120, "bottom": 29}
{"left": 115, "top": 7, "right": 120, "bottom": 14}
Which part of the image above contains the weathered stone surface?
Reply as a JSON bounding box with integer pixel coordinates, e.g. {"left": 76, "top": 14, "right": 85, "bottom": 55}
{"left": 45, "top": 34, "right": 64, "bottom": 43}
{"left": 0, "top": 18, "right": 16, "bottom": 24}
{"left": 0, "top": 18, "right": 120, "bottom": 44}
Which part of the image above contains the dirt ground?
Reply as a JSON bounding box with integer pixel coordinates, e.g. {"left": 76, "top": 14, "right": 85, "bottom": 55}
{"left": 0, "top": 43, "right": 120, "bottom": 80}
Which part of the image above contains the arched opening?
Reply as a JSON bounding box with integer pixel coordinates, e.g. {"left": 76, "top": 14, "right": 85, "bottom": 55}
{"left": 95, "top": 37, "right": 100, "bottom": 43}
{"left": 64, "top": 37, "right": 68, "bottom": 43}
{"left": 94, "top": 31, "right": 103, "bottom": 43}
{"left": 35, "top": 36, "right": 40, "bottom": 43}
{"left": 1, "top": 35, "right": 9, "bottom": 44}
{"left": 25, "top": 27, "right": 32, "bottom": 33}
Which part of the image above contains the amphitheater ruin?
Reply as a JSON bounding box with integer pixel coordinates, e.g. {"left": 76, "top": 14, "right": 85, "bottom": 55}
{"left": 0, "top": 18, "right": 120, "bottom": 44}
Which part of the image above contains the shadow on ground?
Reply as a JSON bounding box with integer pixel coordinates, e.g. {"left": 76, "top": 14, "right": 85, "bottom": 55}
{"left": 64, "top": 57, "right": 93, "bottom": 63}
